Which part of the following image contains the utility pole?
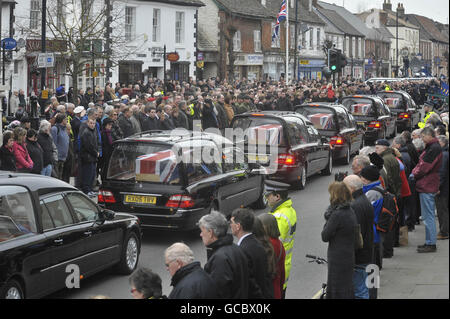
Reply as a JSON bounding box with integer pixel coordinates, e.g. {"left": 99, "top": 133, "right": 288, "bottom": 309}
{"left": 285, "top": 0, "right": 289, "bottom": 84}
{"left": 0, "top": 0, "right": 3, "bottom": 85}
{"left": 163, "top": 44, "right": 167, "bottom": 95}
{"left": 104, "top": 0, "right": 112, "bottom": 84}
{"left": 396, "top": 11, "right": 399, "bottom": 78}
{"left": 41, "top": 0, "right": 47, "bottom": 90}
{"left": 294, "top": 0, "right": 298, "bottom": 81}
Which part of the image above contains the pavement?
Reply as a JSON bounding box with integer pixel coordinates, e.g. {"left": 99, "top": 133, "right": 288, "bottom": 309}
{"left": 378, "top": 218, "right": 449, "bottom": 299}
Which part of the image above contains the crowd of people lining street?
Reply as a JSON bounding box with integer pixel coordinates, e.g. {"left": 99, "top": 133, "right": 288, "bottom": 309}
{"left": 0, "top": 75, "right": 448, "bottom": 299}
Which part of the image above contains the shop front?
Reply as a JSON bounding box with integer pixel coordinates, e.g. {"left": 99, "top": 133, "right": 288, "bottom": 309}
{"left": 343, "top": 58, "right": 364, "bottom": 79}
{"left": 234, "top": 54, "right": 264, "bottom": 81}
{"left": 297, "top": 59, "right": 325, "bottom": 80}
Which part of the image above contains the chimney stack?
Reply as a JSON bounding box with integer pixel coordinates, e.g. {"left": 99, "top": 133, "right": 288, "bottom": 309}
{"left": 397, "top": 3, "right": 405, "bottom": 19}
{"left": 382, "top": 0, "right": 392, "bottom": 12}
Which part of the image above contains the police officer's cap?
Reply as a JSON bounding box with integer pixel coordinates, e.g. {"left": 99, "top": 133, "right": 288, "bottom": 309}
{"left": 264, "top": 180, "right": 290, "bottom": 194}
{"left": 424, "top": 102, "right": 434, "bottom": 108}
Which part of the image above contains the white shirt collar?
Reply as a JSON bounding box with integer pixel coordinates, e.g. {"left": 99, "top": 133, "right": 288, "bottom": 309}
{"left": 237, "top": 232, "right": 252, "bottom": 246}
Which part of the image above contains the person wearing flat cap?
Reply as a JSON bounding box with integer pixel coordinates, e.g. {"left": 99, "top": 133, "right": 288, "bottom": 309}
{"left": 264, "top": 180, "right": 296, "bottom": 298}
{"left": 71, "top": 106, "right": 86, "bottom": 143}
{"left": 418, "top": 102, "right": 436, "bottom": 129}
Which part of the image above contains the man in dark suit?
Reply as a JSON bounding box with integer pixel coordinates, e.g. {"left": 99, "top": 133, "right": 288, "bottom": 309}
{"left": 231, "top": 208, "right": 273, "bottom": 299}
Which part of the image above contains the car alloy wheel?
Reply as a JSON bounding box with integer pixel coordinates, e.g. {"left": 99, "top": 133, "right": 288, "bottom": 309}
{"left": 4, "top": 281, "right": 23, "bottom": 299}
{"left": 126, "top": 236, "right": 138, "bottom": 271}
{"left": 327, "top": 155, "right": 333, "bottom": 175}
{"left": 262, "top": 185, "right": 268, "bottom": 206}
{"left": 343, "top": 147, "right": 350, "bottom": 165}
{"left": 300, "top": 166, "right": 307, "bottom": 189}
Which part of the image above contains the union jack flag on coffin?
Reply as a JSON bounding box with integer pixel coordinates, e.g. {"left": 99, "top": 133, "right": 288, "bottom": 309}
{"left": 351, "top": 103, "right": 371, "bottom": 115}
{"left": 136, "top": 150, "right": 178, "bottom": 183}
{"left": 248, "top": 124, "right": 283, "bottom": 145}
{"left": 308, "top": 113, "right": 334, "bottom": 130}
{"left": 384, "top": 97, "right": 400, "bottom": 107}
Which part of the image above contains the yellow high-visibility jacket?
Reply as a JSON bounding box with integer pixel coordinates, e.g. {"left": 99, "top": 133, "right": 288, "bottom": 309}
{"left": 270, "top": 199, "right": 297, "bottom": 290}
{"left": 418, "top": 111, "right": 435, "bottom": 129}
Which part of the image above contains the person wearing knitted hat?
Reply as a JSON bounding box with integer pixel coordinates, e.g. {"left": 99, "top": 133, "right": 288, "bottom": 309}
{"left": 361, "top": 164, "right": 384, "bottom": 298}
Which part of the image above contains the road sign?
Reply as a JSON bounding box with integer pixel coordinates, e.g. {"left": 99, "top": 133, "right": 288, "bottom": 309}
{"left": 38, "top": 53, "right": 55, "bottom": 68}
{"left": 1, "top": 38, "right": 17, "bottom": 50}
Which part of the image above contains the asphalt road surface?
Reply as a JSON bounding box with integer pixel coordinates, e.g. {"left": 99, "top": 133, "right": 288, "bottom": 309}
{"left": 47, "top": 155, "right": 357, "bottom": 300}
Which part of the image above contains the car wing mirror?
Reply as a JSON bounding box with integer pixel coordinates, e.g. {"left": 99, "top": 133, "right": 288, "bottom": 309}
{"left": 98, "top": 209, "right": 115, "bottom": 222}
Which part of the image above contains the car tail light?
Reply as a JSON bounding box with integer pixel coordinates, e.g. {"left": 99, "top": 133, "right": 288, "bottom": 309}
{"left": 276, "top": 154, "right": 296, "bottom": 166}
{"left": 368, "top": 121, "right": 381, "bottom": 128}
{"left": 399, "top": 113, "right": 409, "bottom": 119}
{"left": 166, "top": 195, "right": 195, "bottom": 209}
{"left": 98, "top": 190, "right": 116, "bottom": 203}
{"left": 330, "top": 136, "right": 345, "bottom": 146}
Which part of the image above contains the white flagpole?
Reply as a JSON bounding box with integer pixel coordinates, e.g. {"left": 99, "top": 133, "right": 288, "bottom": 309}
{"left": 286, "top": 0, "right": 289, "bottom": 84}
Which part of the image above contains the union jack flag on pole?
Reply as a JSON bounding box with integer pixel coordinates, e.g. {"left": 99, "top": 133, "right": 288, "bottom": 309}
{"left": 272, "top": 0, "right": 287, "bottom": 41}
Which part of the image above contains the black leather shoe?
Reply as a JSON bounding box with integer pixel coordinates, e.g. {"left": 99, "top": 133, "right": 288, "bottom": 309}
{"left": 417, "top": 245, "right": 437, "bottom": 253}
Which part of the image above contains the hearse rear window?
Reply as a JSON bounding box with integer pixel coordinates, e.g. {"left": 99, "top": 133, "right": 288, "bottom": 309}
{"left": 107, "top": 143, "right": 182, "bottom": 185}
{"left": 232, "top": 117, "right": 286, "bottom": 146}
{"left": 341, "top": 98, "right": 376, "bottom": 116}
{"left": 377, "top": 93, "right": 404, "bottom": 109}
{"left": 0, "top": 186, "right": 37, "bottom": 242}
{"left": 296, "top": 107, "right": 336, "bottom": 131}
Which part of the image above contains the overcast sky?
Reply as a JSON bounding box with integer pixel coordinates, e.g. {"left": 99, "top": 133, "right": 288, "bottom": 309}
{"left": 320, "top": 0, "right": 449, "bottom": 24}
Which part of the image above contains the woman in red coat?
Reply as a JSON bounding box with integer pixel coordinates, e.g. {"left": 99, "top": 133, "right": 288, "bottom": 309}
{"left": 258, "top": 213, "right": 286, "bottom": 299}
{"left": 12, "top": 127, "right": 33, "bottom": 173}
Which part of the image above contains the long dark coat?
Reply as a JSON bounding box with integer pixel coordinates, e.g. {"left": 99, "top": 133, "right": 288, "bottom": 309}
{"left": 169, "top": 261, "right": 218, "bottom": 299}
{"left": 204, "top": 234, "right": 249, "bottom": 299}
{"left": 321, "top": 204, "right": 358, "bottom": 299}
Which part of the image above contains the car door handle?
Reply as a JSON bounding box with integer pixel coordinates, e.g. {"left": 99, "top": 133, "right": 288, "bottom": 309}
{"left": 84, "top": 231, "right": 92, "bottom": 237}
{"left": 54, "top": 238, "right": 63, "bottom": 245}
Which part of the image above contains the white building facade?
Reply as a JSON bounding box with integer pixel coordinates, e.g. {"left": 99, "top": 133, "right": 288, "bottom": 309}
{"left": 112, "top": 0, "right": 202, "bottom": 86}
{"left": 7, "top": 0, "right": 202, "bottom": 95}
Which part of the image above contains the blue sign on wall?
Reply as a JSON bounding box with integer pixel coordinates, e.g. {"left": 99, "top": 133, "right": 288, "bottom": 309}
{"left": 1, "top": 38, "right": 17, "bottom": 50}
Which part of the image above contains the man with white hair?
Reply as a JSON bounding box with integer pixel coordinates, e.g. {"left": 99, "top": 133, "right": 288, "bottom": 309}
{"left": 165, "top": 243, "right": 218, "bottom": 299}
{"left": 343, "top": 175, "right": 374, "bottom": 299}
{"left": 352, "top": 155, "right": 371, "bottom": 176}
{"left": 198, "top": 211, "right": 250, "bottom": 299}
{"left": 411, "top": 128, "right": 422, "bottom": 140}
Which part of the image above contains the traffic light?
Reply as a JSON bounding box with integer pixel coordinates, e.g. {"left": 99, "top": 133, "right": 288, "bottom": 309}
{"left": 329, "top": 49, "right": 348, "bottom": 73}
{"left": 329, "top": 49, "right": 339, "bottom": 73}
